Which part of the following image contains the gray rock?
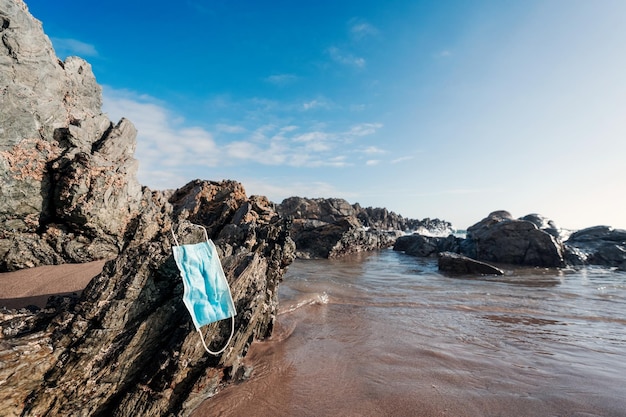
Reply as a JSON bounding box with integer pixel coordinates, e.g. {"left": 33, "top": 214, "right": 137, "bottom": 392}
{"left": 462, "top": 210, "right": 565, "bottom": 267}
{"left": 278, "top": 196, "right": 453, "bottom": 258}
{"left": 519, "top": 213, "right": 565, "bottom": 240}
{"left": 0, "top": 2, "right": 297, "bottom": 415}
{"left": 564, "top": 226, "right": 626, "bottom": 268}
{"left": 0, "top": 0, "right": 142, "bottom": 270}
{"left": 393, "top": 234, "right": 460, "bottom": 257}
{"left": 438, "top": 252, "right": 504, "bottom": 275}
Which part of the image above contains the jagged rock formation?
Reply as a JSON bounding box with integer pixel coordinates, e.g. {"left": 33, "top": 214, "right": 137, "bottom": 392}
{"left": 1, "top": 180, "right": 295, "bottom": 416}
{"left": 438, "top": 252, "right": 504, "bottom": 275}
{"left": 0, "top": 2, "right": 295, "bottom": 416}
{"left": 277, "top": 196, "right": 450, "bottom": 259}
{"left": 0, "top": 0, "right": 142, "bottom": 271}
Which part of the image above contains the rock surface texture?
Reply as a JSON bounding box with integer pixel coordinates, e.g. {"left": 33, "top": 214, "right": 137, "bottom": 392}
{"left": 277, "top": 196, "right": 451, "bottom": 258}
{"left": 0, "top": 0, "right": 142, "bottom": 272}
{"left": 0, "top": 2, "right": 295, "bottom": 416}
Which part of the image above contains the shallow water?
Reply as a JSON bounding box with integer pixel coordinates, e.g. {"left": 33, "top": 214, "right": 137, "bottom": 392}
{"left": 194, "top": 250, "right": 626, "bottom": 417}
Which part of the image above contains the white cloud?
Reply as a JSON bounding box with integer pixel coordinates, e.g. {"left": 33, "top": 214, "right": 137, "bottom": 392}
{"left": 437, "top": 50, "right": 452, "bottom": 58}
{"left": 101, "top": 87, "right": 385, "bottom": 189}
{"left": 347, "top": 123, "right": 383, "bottom": 137}
{"left": 327, "top": 46, "right": 366, "bottom": 68}
{"left": 52, "top": 37, "right": 99, "bottom": 58}
{"left": 302, "top": 99, "right": 330, "bottom": 111}
{"left": 102, "top": 87, "right": 219, "bottom": 188}
{"left": 366, "top": 160, "right": 380, "bottom": 166}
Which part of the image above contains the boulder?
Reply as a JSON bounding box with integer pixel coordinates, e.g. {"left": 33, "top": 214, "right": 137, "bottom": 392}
{"left": 438, "top": 252, "right": 504, "bottom": 275}
{"left": 393, "top": 234, "right": 460, "bottom": 257}
{"left": 462, "top": 210, "right": 565, "bottom": 267}
{"left": 519, "top": 213, "right": 567, "bottom": 240}
{"left": 564, "top": 226, "right": 626, "bottom": 267}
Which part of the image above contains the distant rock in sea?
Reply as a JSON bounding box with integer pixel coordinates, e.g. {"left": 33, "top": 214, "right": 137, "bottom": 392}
{"left": 395, "top": 210, "right": 626, "bottom": 272}
{"left": 277, "top": 196, "right": 453, "bottom": 259}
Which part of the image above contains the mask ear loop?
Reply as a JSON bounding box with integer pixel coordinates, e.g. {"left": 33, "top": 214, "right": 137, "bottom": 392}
{"left": 171, "top": 223, "right": 237, "bottom": 356}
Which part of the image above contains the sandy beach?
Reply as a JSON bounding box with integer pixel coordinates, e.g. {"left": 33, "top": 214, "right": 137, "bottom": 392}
{"left": 0, "top": 260, "right": 106, "bottom": 309}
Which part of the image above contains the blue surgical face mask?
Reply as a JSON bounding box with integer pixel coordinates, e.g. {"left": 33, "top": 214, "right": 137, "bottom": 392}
{"left": 172, "top": 224, "right": 237, "bottom": 355}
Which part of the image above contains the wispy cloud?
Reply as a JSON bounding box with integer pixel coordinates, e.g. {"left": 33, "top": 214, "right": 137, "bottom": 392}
{"left": 349, "top": 19, "right": 379, "bottom": 40}
{"left": 302, "top": 98, "right": 333, "bottom": 111}
{"left": 366, "top": 159, "right": 381, "bottom": 166}
{"left": 327, "top": 46, "right": 366, "bottom": 68}
{"left": 264, "top": 73, "right": 299, "bottom": 86}
{"left": 348, "top": 123, "right": 383, "bottom": 137}
{"left": 391, "top": 156, "right": 414, "bottom": 164}
{"left": 102, "top": 87, "right": 384, "bottom": 189}
{"left": 436, "top": 50, "right": 452, "bottom": 58}
{"left": 361, "top": 146, "right": 386, "bottom": 154}
{"left": 52, "top": 37, "right": 98, "bottom": 58}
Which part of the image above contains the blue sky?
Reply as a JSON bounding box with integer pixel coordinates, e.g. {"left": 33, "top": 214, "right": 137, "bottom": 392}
{"left": 27, "top": 0, "right": 626, "bottom": 230}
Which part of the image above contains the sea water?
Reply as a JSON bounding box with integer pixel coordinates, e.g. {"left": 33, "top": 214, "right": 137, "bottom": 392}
{"left": 193, "top": 249, "right": 626, "bottom": 417}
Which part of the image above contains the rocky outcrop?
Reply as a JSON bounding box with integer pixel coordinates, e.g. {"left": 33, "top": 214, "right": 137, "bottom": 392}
{"left": 564, "top": 226, "right": 626, "bottom": 268}
{"left": 0, "top": 0, "right": 142, "bottom": 271}
{"left": 1, "top": 180, "right": 295, "bottom": 417}
{"left": 438, "top": 252, "right": 504, "bottom": 275}
{"left": 461, "top": 211, "right": 565, "bottom": 268}
{"left": 277, "top": 196, "right": 451, "bottom": 258}
{"left": 0, "top": 2, "right": 296, "bottom": 415}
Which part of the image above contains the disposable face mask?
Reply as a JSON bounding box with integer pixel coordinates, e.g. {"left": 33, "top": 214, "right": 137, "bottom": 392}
{"left": 172, "top": 224, "right": 237, "bottom": 355}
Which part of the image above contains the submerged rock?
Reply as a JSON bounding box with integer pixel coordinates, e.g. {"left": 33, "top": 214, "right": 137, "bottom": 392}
{"left": 438, "top": 252, "right": 504, "bottom": 275}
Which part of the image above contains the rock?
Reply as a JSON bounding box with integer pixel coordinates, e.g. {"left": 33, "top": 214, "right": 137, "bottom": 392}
{"left": 0, "top": 181, "right": 295, "bottom": 417}
{"left": 519, "top": 213, "right": 567, "bottom": 240}
{"left": 438, "top": 252, "right": 504, "bottom": 275}
{"left": 393, "top": 234, "right": 460, "bottom": 257}
{"left": 0, "top": 2, "right": 297, "bottom": 415}
{"left": 0, "top": 0, "right": 142, "bottom": 270}
{"left": 462, "top": 210, "right": 565, "bottom": 267}
{"left": 277, "top": 196, "right": 452, "bottom": 258}
{"left": 564, "top": 226, "right": 626, "bottom": 267}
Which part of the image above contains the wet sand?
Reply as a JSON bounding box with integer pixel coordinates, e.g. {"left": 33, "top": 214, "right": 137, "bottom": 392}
{"left": 0, "top": 260, "right": 106, "bottom": 309}
{"left": 193, "top": 252, "right": 626, "bottom": 417}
